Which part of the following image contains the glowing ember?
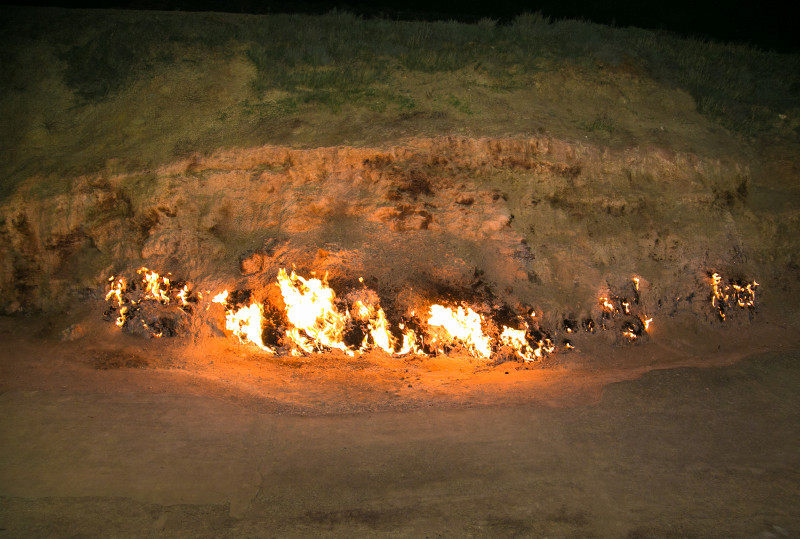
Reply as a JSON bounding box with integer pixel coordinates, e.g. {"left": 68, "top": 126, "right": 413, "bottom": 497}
{"left": 710, "top": 271, "right": 758, "bottom": 321}
{"left": 428, "top": 304, "right": 492, "bottom": 359}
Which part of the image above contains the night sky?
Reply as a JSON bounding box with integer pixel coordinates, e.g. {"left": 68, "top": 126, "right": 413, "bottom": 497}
{"left": 3, "top": 0, "right": 798, "bottom": 53}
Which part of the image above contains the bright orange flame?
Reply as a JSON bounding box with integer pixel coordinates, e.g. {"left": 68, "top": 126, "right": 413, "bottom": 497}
{"left": 710, "top": 272, "right": 758, "bottom": 321}
{"left": 397, "top": 322, "right": 421, "bottom": 355}
{"left": 428, "top": 304, "right": 492, "bottom": 359}
{"left": 277, "top": 269, "right": 349, "bottom": 354}
{"left": 224, "top": 302, "right": 273, "bottom": 352}
{"left": 212, "top": 289, "right": 273, "bottom": 352}
{"left": 499, "top": 325, "right": 545, "bottom": 361}
{"left": 138, "top": 267, "right": 170, "bottom": 303}
{"left": 353, "top": 300, "right": 397, "bottom": 355}
{"left": 599, "top": 297, "right": 616, "bottom": 313}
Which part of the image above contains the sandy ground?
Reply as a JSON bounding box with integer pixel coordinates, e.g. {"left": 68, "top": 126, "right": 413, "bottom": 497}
{"left": 1, "top": 315, "right": 799, "bottom": 537}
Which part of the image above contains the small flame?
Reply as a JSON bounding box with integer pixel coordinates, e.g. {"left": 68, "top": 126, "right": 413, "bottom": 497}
{"left": 105, "top": 277, "right": 126, "bottom": 306}
{"left": 353, "top": 300, "right": 397, "bottom": 355}
{"left": 499, "top": 325, "right": 546, "bottom": 361}
{"left": 397, "top": 322, "right": 422, "bottom": 355}
{"left": 212, "top": 289, "right": 273, "bottom": 352}
{"left": 643, "top": 317, "right": 653, "bottom": 331}
{"left": 177, "top": 285, "right": 191, "bottom": 306}
{"left": 710, "top": 272, "right": 758, "bottom": 321}
{"left": 138, "top": 267, "right": 170, "bottom": 303}
{"left": 622, "top": 327, "right": 638, "bottom": 341}
{"left": 599, "top": 297, "right": 617, "bottom": 316}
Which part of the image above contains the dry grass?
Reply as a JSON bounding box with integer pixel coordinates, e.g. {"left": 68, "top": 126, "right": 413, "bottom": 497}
{"left": 1, "top": 7, "right": 798, "bottom": 197}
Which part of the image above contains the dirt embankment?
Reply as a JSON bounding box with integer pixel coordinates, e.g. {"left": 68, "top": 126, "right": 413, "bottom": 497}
{"left": 1, "top": 134, "right": 798, "bottom": 401}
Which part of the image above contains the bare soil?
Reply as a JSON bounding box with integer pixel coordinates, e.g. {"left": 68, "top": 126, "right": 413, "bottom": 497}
{"left": 1, "top": 315, "right": 798, "bottom": 536}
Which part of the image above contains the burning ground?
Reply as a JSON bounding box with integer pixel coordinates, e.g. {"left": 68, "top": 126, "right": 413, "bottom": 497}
{"left": 0, "top": 134, "right": 797, "bottom": 410}
{"left": 1, "top": 9, "right": 799, "bottom": 536}
{"left": 0, "top": 7, "right": 799, "bottom": 409}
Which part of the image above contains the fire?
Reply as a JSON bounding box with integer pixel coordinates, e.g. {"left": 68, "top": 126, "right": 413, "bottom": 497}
{"left": 138, "top": 267, "right": 171, "bottom": 303}
{"left": 498, "top": 325, "right": 548, "bottom": 361}
{"left": 103, "top": 266, "right": 722, "bottom": 362}
{"left": 397, "top": 321, "right": 422, "bottom": 355}
{"left": 277, "top": 269, "right": 350, "bottom": 354}
{"left": 710, "top": 271, "right": 758, "bottom": 321}
{"left": 352, "top": 300, "right": 397, "bottom": 355}
{"left": 427, "top": 304, "right": 492, "bottom": 359}
{"left": 226, "top": 302, "right": 272, "bottom": 352}
{"left": 211, "top": 290, "right": 273, "bottom": 352}
{"left": 599, "top": 297, "right": 617, "bottom": 316}
{"left": 212, "top": 290, "right": 229, "bottom": 304}
{"left": 104, "top": 268, "right": 196, "bottom": 337}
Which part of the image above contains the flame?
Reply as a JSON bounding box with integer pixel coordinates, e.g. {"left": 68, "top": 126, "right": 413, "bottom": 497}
{"left": 277, "top": 269, "right": 349, "bottom": 354}
{"left": 622, "top": 327, "right": 638, "bottom": 341}
{"left": 103, "top": 266, "right": 682, "bottom": 361}
{"left": 397, "top": 322, "right": 422, "bottom": 355}
{"left": 499, "top": 326, "right": 538, "bottom": 361}
{"left": 211, "top": 289, "right": 273, "bottom": 352}
{"left": 138, "top": 267, "right": 171, "bottom": 303}
{"left": 177, "top": 285, "right": 191, "bottom": 306}
{"left": 353, "top": 300, "right": 397, "bottom": 355}
{"left": 599, "top": 297, "right": 616, "bottom": 315}
{"left": 427, "top": 304, "right": 492, "bottom": 359}
{"left": 105, "top": 277, "right": 125, "bottom": 305}
{"left": 710, "top": 272, "right": 758, "bottom": 321}
{"left": 225, "top": 302, "right": 272, "bottom": 352}
{"left": 116, "top": 306, "right": 128, "bottom": 327}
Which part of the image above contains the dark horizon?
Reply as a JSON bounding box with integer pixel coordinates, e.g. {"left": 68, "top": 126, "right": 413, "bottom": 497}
{"left": 3, "top": 0, "right": 798, "bottom": 53}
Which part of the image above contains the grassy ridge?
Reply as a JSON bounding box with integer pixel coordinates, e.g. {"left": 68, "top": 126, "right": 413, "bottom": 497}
{"left": 29, "top": 9, "right": 799, "bottom": 131}
{"left": 0, "top": 7, "right": 798, "bottom": 196}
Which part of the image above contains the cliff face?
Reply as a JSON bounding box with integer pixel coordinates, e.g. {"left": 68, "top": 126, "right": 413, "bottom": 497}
{"left": 1, "top": 135, "right": 793, "bottom": 348}
{"left": 1, "top": 8, "right": 798, "bottom": 365}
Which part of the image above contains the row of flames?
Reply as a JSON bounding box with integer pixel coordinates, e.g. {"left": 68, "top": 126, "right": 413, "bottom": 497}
{"left": 104, "top": 267, "right": 651, "bottom": 361}
{"left": 102, "top": 267, "right": 758, "bottom": 361}
{"left": 209, "top": 269, "right": 561, "bottom": 361}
